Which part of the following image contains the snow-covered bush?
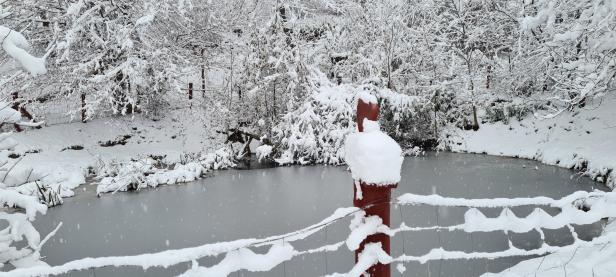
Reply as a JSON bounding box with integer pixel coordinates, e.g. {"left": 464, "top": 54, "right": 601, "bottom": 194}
{"left": 272, "top": 82, "right": 355, "bottom": 165}
{"left": 48, "top": 0, "right": 195, "bottom": 117}
{"left": 201, "top": 147, "right": 237, "bottom": 170}
{"left": 379, "top": 89, "right": 434, "bottom": 149}
{"left": 97, "top": 158, "right": 205, "bottom": 195}
{"left": 255, "top": 144, "right": 273, "bottom": 162}
{"left": 484, "top": 101, "right": 538, "bottom": 124}
{"left": 97, "top": 147, "right": 235, "bottom": 195}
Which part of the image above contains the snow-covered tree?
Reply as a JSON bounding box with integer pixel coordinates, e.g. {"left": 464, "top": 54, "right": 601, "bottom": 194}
{"left": 1, "top": 0, "right": 223, "bottom": 120}
{"left": 49, "top": 0, "right": 197, "bottom": 117}
{"left": 519, "top": 0, "right": 616, "bottom": 117}
{"left": 272, "top": 75, "right": 355, "bottom": 165}
{"left": 233, "top": 2, "right": 314, "bottom": 130}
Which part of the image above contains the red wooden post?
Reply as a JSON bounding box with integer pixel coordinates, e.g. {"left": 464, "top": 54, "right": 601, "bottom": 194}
{"left": 11, "top": 92, "right": 22, "bottom": 132}
{"left": 356, "top": 99, "right": 379, "bottom": 132}
{"left": 11, "top": 92, "right": 18, "bottom": 110}
{"left": 81, "top": 92, "right": 86, "bottom": 123}
{"left": 201, "top": 49, "right": 206, "bottom": 98}
{"left": 353, "top": 99, "right": 396, "bottom": 277}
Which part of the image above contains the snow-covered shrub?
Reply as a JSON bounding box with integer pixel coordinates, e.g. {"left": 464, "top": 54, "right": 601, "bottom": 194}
{"left": 484, "top": 100, "right": 540, "bottom": 124}
{"left": 8, "top": 167, "right": 85, "bottom": 203}
{"left": 96, "top": 146, "right": 236, "bottom": 195}
{"left": 272, "top": 83, "right": 355, "bottom": 165}
{"left": 430, "top": 91, "right": 477, "bottom": 131}
{"left": 379, "top": 88, "right": 433, "bottom": 149}
{"left": 201, "top": 147, "right": 236, "bottom": 170}
{"left": 255, "top": 145, "right": 273, "bottom": 162}
{"left": 404, "top": 146, "right": 425, "bottom": 157}
{"left": 49, "top": 0, "right": 195, "bottom": 117}
{"left": 97, "top": 158, "right": 206, "bottom": 195}
{"left": 484, "top": 102, "right": 508, "bottom": 123}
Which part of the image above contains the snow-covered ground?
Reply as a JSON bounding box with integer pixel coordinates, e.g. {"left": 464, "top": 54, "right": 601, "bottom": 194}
{"left": 451, "top": 95, "right": 616, "bottom": 189}
{"left": 450, "top": 95, "right": 616, "bottom": 277}
{"left": 6, "top": 107, "right": 230, "bottom": 197}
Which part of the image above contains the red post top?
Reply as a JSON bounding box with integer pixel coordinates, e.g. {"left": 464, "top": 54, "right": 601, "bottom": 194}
{"left": 357, "top": 99, "right": 379, "bottom": 132}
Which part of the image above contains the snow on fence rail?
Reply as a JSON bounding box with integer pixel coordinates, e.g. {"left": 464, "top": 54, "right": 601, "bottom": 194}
{"left": 3, "top": 190, "right": 614, "bottom": 277}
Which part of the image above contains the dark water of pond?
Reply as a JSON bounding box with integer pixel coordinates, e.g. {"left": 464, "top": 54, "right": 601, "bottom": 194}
{"left": 29, "top": 152, "right": 608, "bottom": 277}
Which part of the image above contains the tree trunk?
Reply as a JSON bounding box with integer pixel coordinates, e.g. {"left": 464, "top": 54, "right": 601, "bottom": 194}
{"left": 472, "top": 105, "right": 479, "bottom": 131}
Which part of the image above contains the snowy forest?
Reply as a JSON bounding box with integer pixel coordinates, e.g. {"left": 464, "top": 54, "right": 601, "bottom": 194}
{"left": 0, "top": 0, "right": 615, "bottom": 276}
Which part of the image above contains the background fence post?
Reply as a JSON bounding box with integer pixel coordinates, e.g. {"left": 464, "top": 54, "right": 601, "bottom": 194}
{"left": 201, "top": 48, "right": 206, "bottom": 98}
{"left": 81, "top": 92, "right": 86, "bottom": 123}
{"left": 11, "top": 92, "right": 22, "bottom": 132}
{"left": 11, "top": 92, "right": 18, "bottom": 110}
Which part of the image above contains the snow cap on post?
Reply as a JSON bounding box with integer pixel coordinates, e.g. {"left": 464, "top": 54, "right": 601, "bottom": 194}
{"left": 345, "top": 96, "right": 403, "bottom": 185}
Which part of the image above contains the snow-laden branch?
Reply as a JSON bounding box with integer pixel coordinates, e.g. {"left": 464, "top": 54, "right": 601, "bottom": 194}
{"left": 0, "top": 189, "right": 47, "bottom": 220}
{"left": 0, "top": 26, "right": 46, "bottom": 76}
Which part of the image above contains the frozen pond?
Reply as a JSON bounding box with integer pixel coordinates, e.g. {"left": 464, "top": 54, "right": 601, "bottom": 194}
{"left": 32, "top": 152, "right": 607, "bottom": 276}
